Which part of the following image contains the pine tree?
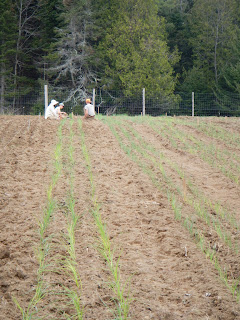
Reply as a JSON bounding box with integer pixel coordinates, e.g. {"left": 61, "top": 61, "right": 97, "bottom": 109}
{"left": 156, "top": 0, "right": 194, "bottom": 89}
{"left": 0, "top": 0, "right": 17, "bottom": 113}
{"left": 182, "top": 0, "right": 239, "bottom": 92}
{"left": 217, "top": 2, "right": 240, "bottom": 94}
{"left": 218, "top": 41, "right": 240, "bottom": 94}
{"left": 37, "top": 0, "right": 63, "bottom": 50}
{"left": 34, "top": 0, "right": 64, "bottom": 82}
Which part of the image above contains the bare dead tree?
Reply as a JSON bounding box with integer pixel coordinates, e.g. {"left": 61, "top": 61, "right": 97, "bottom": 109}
{"left": 48, "top": 2, "right": 98, "bottom": 106}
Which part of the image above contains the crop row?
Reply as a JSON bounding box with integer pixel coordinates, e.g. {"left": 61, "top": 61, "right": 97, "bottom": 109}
{"left": 14, "top": 118, "right": 131, "bottom": 319}
{"left": 127, "top": 116, "right": 240, "bottom": 185}
{"left": 100, "top": 115, "right": 240, "bottom": 302}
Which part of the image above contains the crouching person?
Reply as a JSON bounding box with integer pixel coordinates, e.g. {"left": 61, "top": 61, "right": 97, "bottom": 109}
{"left": 45, "top": 99, "right": 59, "bottom": 120}
{"left": 84, "top": 98, "right": 95, "bottom": 119}
{"left": 55, "top": 103, "right": 68, "bottom": 120}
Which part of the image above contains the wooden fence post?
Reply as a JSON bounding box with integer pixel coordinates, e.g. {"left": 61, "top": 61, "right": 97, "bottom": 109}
{"left": 142, "top": 88, "right": 145, "bottom": 116}
{"left": 93, "top": 88, "right": 96, "bottom": 113}
{"left": 192, "top": 92, "right": 194, "bottom": 117}
{"left": 44, "top": 84, "right": 48, "bottom": 118}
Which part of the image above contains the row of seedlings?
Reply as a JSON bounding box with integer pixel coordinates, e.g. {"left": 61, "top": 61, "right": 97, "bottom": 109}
{"left": 13, "top": 120, "right": 65, "bottom": 318}
{"left": 101, "top": 116, "right": 240, "bottom": 301}
{"left": 141, "top": 116, "right": 240, "bottom": 185}
{"left": 78, "top": 118, "right": 132, "bottom": 320}
{"left": 57, "top": 117, "right": 84, "bottom": 319}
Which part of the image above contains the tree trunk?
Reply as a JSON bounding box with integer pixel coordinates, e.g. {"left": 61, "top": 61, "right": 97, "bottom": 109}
{"left": 13, "top": 0, "right": 23, "bottom": 111}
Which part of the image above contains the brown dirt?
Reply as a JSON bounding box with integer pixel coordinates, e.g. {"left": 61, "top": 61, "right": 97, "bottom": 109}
{"left": 0, "top": 115, "right": 240, "bottom": 320}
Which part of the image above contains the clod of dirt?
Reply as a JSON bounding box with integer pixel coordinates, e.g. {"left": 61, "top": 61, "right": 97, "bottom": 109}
{"left": 15, "top": 267, "right": 27, "bottom": 279}
{"left": 0, "top": 281, "right": 9, "bottom": 293}
{"left": 0, "top": 246, "right": 10, "bottom": 259}
{"left": 157, "top": 311, "right": 178, "bottom": 320}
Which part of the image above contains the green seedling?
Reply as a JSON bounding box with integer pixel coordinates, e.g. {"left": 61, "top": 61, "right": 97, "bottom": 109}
{"left": 14, "top": 120, "right": 65, "bottom": 318}
{"left": 101, "top": 115, "right": 240, "bottom": 302}
{"left": 78, "top": 118, "right": 131, "bottom": 319}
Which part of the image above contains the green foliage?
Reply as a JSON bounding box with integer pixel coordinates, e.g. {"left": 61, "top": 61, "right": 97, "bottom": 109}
{"left": 37, "top": 0, "right": 64, "bottom": 50}
{"left": 1, "top": 0, "right": 240, "bottom": 114}
{"left": 180, "top": 66, "right": 212, "bottom": 93}
{"left": 181, "top": 0, "right": 240, "bottom": 92}
{"left": 97, "top": 0, "right": 180, "bottom": 96}
{"left": 217, "top": 40, "right": 240, "bottom": 94}
{"left": 91, "top": 0, "right": 119, "bottom": 43}
{"left": 44, "top": 0, "right": 96, "bottom": 106}
{"left": 156, "top": 0, "right": 194, "bottom": 86}
{"left": 221, "top": 63, "right": 240, "bottom": 94}
{"left": 0, "top": 0, "right": 17, "bottom": 96}
{"left": 0, "top": 0, "right": 17, "bottom": 62}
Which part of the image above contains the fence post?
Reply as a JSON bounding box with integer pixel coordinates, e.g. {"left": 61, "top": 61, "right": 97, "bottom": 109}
{"left": 44, "top": 84, "right": 48, "bottom": 118}
{"left": 192, "top": 92, "right": 194, "bottom": 117}
{"left": 92, "top": 88, "right": 96, "bottom": 113}
{"left": 142, "top": 88, "right": 145, "bottom": 116}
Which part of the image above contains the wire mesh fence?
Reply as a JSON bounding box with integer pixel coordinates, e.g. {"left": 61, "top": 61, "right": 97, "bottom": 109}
{"left": 94, "top": 90, "right": 240, "bottom": 117}
{"left": 0, "top": 86, "right": 240, "bottom": 117}
{"left": 0, "top": 87, "right": 44, "bottom": 115}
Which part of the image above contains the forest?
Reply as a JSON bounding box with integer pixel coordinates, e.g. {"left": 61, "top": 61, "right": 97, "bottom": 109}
{"left": 0, "top": 0, "right": 240, "bottom": 114}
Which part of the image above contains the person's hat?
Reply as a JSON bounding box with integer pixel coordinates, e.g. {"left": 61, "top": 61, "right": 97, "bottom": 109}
{"left": 59, "top": 102, "right": 64, "bottom": 106}
{"left": 86, "top": 98, "right": 91, "bottom": 104}
{"left": 51, "top": 99, "right": 59, "bottom": 105}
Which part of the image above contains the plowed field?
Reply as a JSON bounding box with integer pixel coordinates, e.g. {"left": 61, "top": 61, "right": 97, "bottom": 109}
{"left": 0, "top": 115, "right": 240, "bottom": 320}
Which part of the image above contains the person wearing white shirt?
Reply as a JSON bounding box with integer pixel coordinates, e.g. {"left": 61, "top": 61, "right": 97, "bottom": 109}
{"left": 84, "top": 98, "right": 95, "bottom": 119}
{"left": 45, "top": 99, "right": 59, "bottom": 119}
{"left": 55, "top": 102, "right": 67, "bottom": 119}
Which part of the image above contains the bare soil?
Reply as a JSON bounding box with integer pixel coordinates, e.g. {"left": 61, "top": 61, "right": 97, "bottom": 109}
{"left": 0, "top": 115, "right": 240, "bottom": 320}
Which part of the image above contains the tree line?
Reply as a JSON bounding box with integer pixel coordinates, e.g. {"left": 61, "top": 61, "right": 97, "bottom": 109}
{"left": 0, "top": 0, "right": 239, "bottom": 113}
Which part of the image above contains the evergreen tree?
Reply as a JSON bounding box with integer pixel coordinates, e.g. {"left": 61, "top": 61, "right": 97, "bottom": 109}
{"left": 156, "top": 0, "right": 194, "bottom": 90}
{"left": 181, "top": 0, "right": 239, "bottom": 92}
{"left": 9, "top": 0, "right": 42, "bottom": 114}
{"left": 37, "top": 0, "right": 63, "bottom": 50}
{"left": 98, "top": 0, "right": 179, "bottom": 97}
{"left": 90, "top": 0, "right": 119, "bottom": 45}
{"left": 35, "top": 0, "right": 64, "bottom": 82}
{"left": 0, "top": 0, "right": 17, "bottom": 113}
{"left": 218, "top": 40, "right": 240, "bottom": 94}
{"left": 217, "top": 3, "right": 240, "bottom": 94}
